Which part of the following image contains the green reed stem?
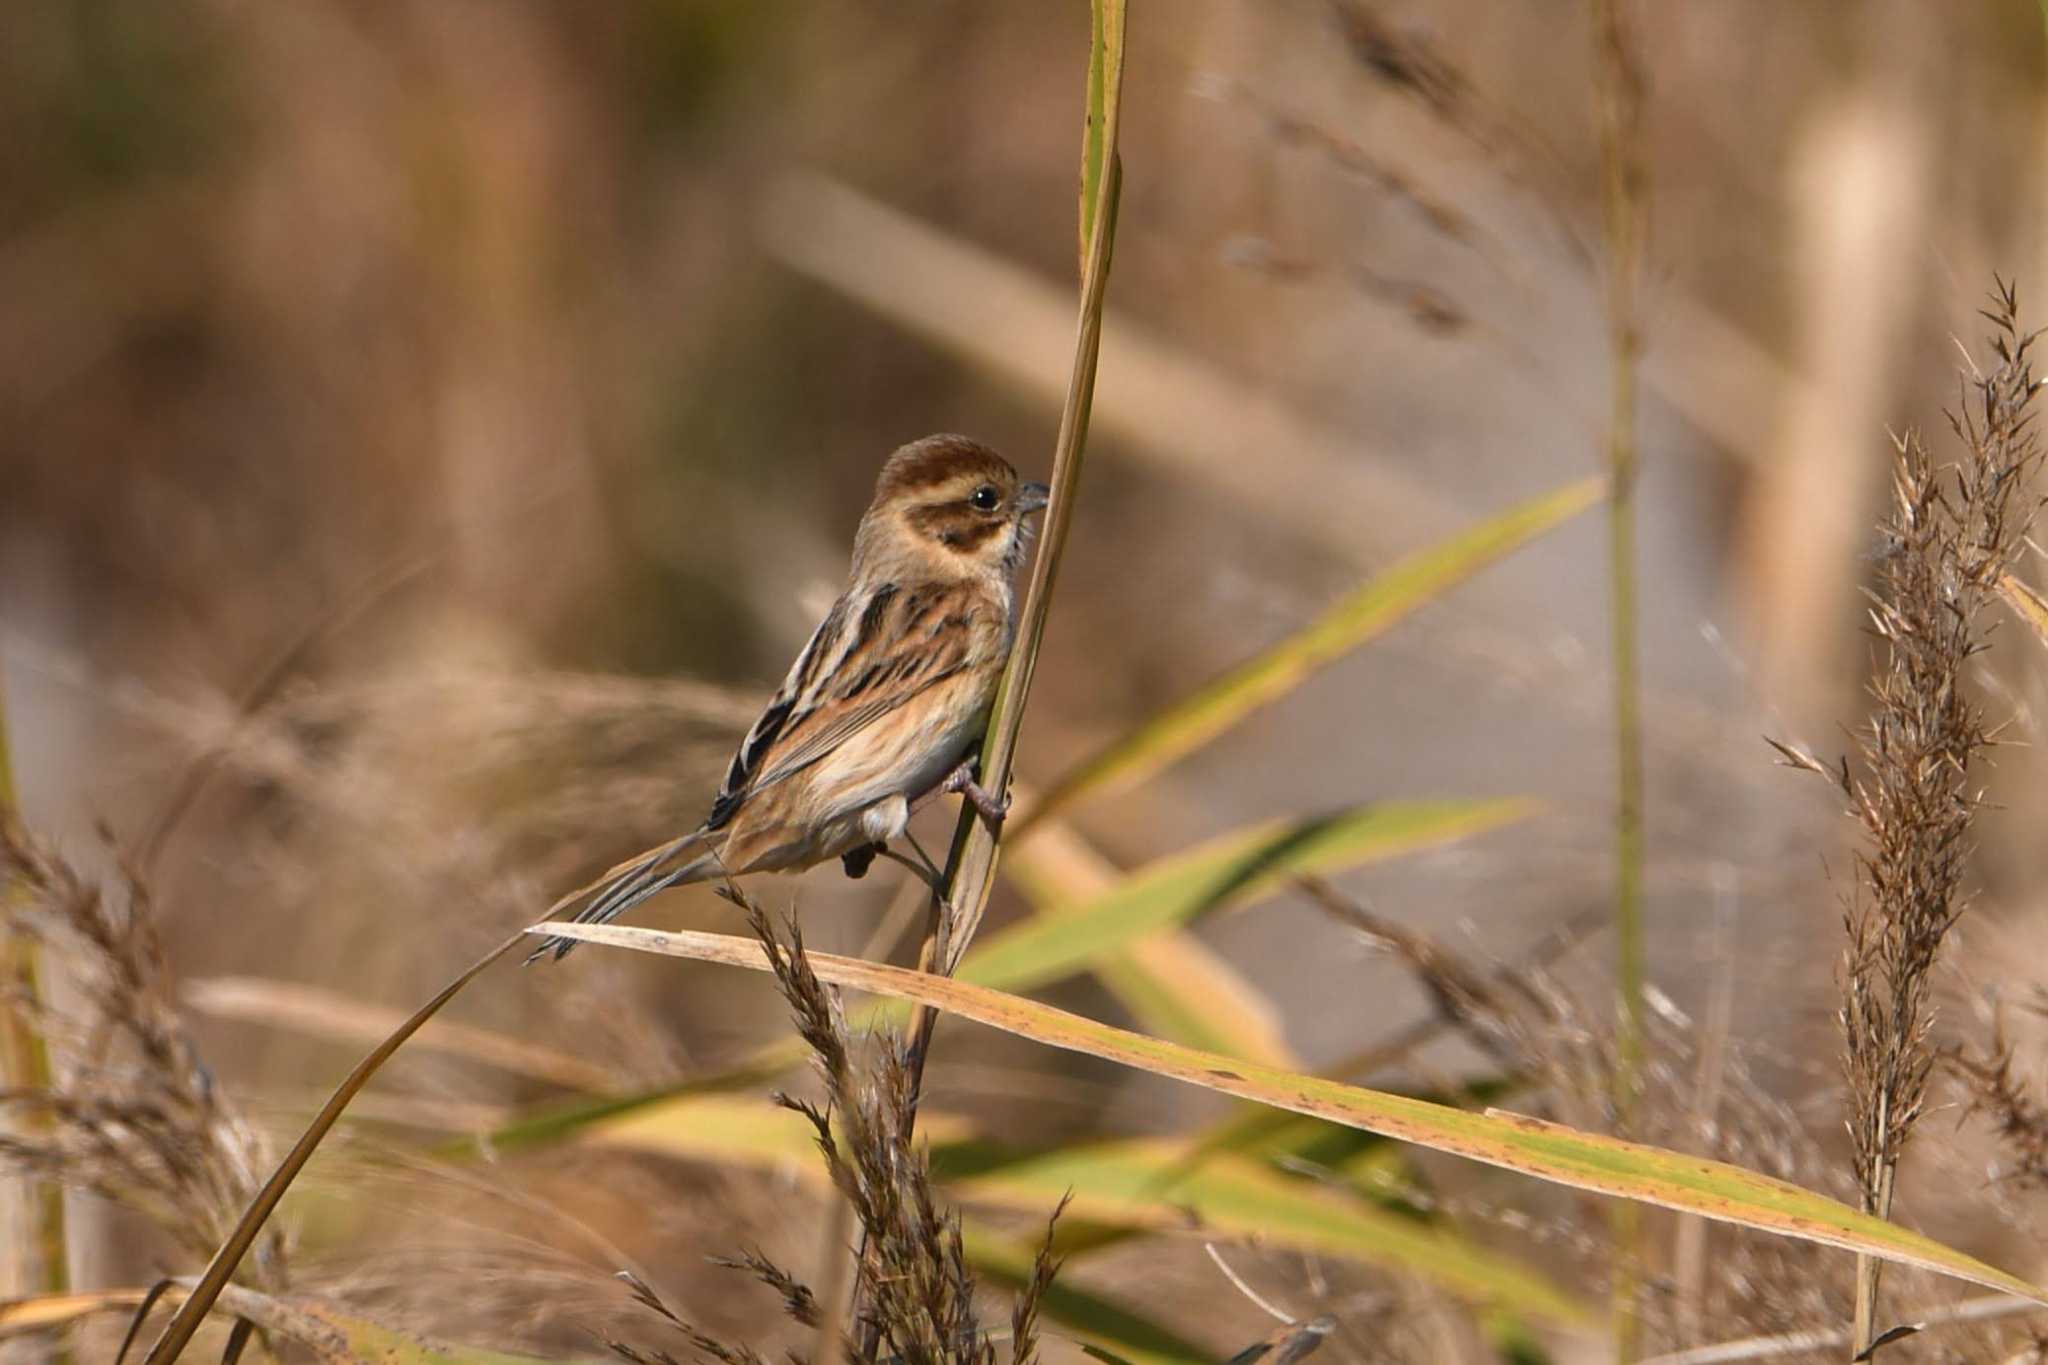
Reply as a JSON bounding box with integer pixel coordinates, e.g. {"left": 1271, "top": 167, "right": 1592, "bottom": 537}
{"left": 1591, "top": 0, "right": 1648, "bottom": 1358}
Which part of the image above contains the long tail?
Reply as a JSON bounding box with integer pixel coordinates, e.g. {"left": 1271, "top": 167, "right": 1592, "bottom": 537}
{"left": 530, "top": 829, "right": 717, "bottom": 962}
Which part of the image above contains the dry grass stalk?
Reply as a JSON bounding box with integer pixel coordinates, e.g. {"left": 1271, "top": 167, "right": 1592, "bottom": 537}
{"left": 1295, "top": 874, "right": 1557, "bottom": 1080}
{"left": 0, "top": 816, "right": 283, "bottom": 1287}
{"left": 1820, "top": 283, "right": 2043, "bottom": 1350}
{"left": 1952, "top": 1018, "right": 2048, "bottom": 1192}
{"left": 608, "top": 897, "right": 1064, "bottom": 1365}
{"left": 1300, "top": 875, "right": 1928, "bottom": 1353}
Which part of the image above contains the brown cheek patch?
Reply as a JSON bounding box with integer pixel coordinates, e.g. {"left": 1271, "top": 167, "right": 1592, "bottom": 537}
{"left": 910, "top": 504, "right": 1002, "bottom": 554}
{"left": 941, "top": 521, "right": 1002, "bottom": 553}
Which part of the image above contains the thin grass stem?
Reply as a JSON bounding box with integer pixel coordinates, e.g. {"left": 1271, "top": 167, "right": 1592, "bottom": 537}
{"left": 1590, "top": 0, "right": 1649, "bottom": 1357}
{"left": 0, "top": 661, "right": 71, "bottom": 1328}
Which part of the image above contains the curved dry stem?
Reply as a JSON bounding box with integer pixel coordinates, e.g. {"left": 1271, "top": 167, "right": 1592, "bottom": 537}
{"left": 139, "top": 930, "right": 529, "bottom": 1364}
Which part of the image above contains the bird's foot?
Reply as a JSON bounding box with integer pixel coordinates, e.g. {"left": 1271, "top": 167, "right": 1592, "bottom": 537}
{"left": 936, "top": 760, "right": 1010, "bottom": 829}
{"left": 841, "top": 843, "right": 884, "bottom": 880}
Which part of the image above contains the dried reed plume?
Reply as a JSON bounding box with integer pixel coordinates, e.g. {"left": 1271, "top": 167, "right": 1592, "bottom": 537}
{"left": 608, "top": 896, "right": 1063, "bottom": 1365}
{"left": 0, "top": 815, "right": 283, "bottom": 1285}
{"left": 1776, "top": 281, "right": 2043, "bottom": 1349}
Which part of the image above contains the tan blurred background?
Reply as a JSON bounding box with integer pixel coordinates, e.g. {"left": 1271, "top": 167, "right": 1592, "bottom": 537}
{"left": 5, "top": 1, "right": 2048, "bottom": 1358}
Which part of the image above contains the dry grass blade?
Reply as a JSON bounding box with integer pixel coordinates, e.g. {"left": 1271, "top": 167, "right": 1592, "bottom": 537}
{"left": 1224, "top": 1315, "right": 1337, "bottom": 1365}
{"left": 119, "top": 1277, "right": 555, "bottom": 1364}
{"left": 184, "top": 975, "right": 618, "bottom": 1092}
{"left": 0, "top": 1287, "right": 152, "bottom": 1339}
{"left": 1638, "top": 1293, "right": 2048, "bottom": 1365}
{"left": 139, "top": 930, "right": 531, "bottom": 1364}
{"left": 1996, "top": 570, "right": 2048, "bottom": 648}
{"left": 528, "top": 918, "right": 2048, "bottom": 1303}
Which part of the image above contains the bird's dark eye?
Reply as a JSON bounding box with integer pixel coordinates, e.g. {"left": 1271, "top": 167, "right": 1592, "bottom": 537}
{"left": 968, "top": 484, "right": 1001, "bottom": 512}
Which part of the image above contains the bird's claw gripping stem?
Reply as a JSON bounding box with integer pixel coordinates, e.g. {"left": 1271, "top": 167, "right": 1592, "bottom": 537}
{"left": 940, "top": 760, "right": 1010, "bottom": 827}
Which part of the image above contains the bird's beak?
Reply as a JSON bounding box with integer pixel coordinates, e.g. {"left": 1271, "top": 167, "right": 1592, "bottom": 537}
{"left": 1018, "top": 482, "right": 1051, "bottom": 515}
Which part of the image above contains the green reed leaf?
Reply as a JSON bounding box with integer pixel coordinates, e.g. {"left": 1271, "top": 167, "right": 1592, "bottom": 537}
{"left": 1016, "top": 477, "right": 1602, "bottom": 835}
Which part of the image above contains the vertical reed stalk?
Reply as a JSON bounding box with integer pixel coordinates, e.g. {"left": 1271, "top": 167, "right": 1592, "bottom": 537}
{"left": 1590, "top": 0, "right": 1648, "bottom": 1357}
{"left": 847, "top": 4, "right": 1125, "bottom": 1352}
{"left": 0, "top": 661, "right": 70, "bottom": 1315}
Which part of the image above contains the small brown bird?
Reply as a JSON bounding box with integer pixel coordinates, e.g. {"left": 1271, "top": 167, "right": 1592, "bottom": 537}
{"left": 535, "top": 434, "right": 1048, "bottom": 960}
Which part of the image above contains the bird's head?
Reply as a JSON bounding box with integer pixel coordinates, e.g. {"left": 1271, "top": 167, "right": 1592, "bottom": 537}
{"left": 855, "top": 434, "right": 1049, "bottom": 583}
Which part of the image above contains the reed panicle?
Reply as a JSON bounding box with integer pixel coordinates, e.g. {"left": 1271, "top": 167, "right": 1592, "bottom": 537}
{"left": 607, "top": 894, "right": 1064, "bottom": 1365}
{"left": 1806, "top": 281, "right": 2043, "bottom": 1350}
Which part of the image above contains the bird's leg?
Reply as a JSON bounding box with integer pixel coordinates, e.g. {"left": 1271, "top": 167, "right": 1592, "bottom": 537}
{"left": 875, "top": 845, "right": 958, "bottom": 922}
{"left": 902, "top": 831, "right": 948, "bottom": 885}
{"left": 908, "top": 758, "right": 1011, "bottom": 830}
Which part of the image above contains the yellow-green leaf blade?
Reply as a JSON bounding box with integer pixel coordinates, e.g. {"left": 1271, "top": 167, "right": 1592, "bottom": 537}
{"left": 535, "top": 920, "right": 2048, "bottom": 1307}
{"left": 1004, "top": 821, "right": 1299, "bottom": 1066}
{"left": 585, "top": 1096, "right": 1580, "bottom": 1328}
{"left": 433, "top": 1052, "right": 800, "bottom": 1161}
{"left": 131, "top": 1283, "right": 553, "bottom": 1365}
{"left": 951, "top": 1139, "right": 1587, "bottom": 1326}
{"left": 1086, "top": 942, "right": 1287, "bottom": 1062}
{"left": 964, "top": 798, "right": 1537, "bottom": 996}
{"left": 1018, "top": 477, "right": 1602, "bottom": 833}
{"left": 566, "top": 1095, "right": 1209, "bottom": 1364}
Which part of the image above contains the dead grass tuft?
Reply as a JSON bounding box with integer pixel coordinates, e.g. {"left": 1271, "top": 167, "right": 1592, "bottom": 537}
{"left": 0, "top": 816, "right": 283, "bottom": 1284}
